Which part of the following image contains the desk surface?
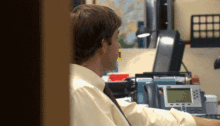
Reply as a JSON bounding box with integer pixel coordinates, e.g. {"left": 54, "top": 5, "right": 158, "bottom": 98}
{"left": 117, "top": 97, "right": 220, "bottom": 114}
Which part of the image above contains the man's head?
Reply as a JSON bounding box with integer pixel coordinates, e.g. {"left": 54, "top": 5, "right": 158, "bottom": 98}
{"left": 71, "top": 4, "right": 122, "bottom": 71}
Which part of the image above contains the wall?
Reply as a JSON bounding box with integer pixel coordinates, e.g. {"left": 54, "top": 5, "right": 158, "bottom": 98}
{"left": 174, "top": 0, "right": 220, "bottom": 41}
{"left": 86, "top": 0, "right": 93, "bottom": 4}
{"left": 116, "top": 48, "right": 220, "bottom": 101}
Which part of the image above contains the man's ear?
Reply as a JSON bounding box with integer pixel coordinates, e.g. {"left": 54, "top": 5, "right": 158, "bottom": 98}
{"left": 101, "top": 39, "right": 107, "bottom": 54}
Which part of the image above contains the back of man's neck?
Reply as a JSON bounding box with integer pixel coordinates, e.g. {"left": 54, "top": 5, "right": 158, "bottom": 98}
{"left": 81, "top": 59, "right": 104, "bottom": 77}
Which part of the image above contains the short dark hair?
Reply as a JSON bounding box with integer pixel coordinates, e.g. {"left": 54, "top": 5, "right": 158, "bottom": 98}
{"left": 71, "top": 4, "right": 122, "bottom": 64}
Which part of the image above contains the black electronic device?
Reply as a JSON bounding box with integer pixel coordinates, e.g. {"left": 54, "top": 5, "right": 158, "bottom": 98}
{"left": 105, "top": 78, "right": 136, "bottom": 98}
{"left": 132, "top": 81, "right": 207, "bottom": 114}
{"left": 105, "top": 81, "right": 128, "bottom": 98}
{"left": 144, "top": 82, "right": 161, "bottom": 108}
{"left": 195, "top": 114, "right": 220, "bottom": 120}
{"left": 214, "top": 56, "right": 220, "bottom": 69}
{"left": 153, "top": 30, "right": 185, "bottom": 72}
{"left": 124, "top": 77, "right": 136, "bottom": 91}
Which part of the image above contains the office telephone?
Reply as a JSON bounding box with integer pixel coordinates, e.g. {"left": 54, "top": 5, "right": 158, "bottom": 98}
{"left": 132, "top": 82, "right": 207, "bottom": 114}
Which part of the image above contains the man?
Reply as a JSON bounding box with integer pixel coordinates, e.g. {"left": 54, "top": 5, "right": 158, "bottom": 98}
{"left": 70, "top": 4, "right": 220, "bottom": 126}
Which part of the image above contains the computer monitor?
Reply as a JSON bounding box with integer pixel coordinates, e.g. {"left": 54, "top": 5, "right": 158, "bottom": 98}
{"left": 153, "top": 30, "right": 185, "bottom": 72}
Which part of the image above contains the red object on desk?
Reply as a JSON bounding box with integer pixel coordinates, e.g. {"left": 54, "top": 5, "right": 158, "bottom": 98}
{"left": 109, "top": 74, "right": 129, "bottom": 81}
{"left": 191, "top": 75, "right": 200, "bottom": 85}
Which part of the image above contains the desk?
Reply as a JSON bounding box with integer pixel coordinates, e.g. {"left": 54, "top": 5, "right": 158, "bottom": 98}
{"left": 117, "top": 97, "right": 220, "bottom": 114}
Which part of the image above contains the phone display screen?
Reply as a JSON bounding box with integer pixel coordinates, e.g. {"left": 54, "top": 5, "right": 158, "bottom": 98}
{"left": 167, "top": 88, "right": 192, "bottom": 103}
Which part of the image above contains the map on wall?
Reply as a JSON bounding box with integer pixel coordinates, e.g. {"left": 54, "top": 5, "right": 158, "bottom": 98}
{"left": 97, "top": 0, "right": 145, "bottom": 48}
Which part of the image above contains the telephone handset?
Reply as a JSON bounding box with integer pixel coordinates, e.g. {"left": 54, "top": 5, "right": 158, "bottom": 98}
{"left": 143, "top": 82, "right": 161, "bottom": 108}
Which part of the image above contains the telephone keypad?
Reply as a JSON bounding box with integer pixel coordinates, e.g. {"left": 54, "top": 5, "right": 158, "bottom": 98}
{"left": 193, "top": 90, "right": 199, "bottom": 100}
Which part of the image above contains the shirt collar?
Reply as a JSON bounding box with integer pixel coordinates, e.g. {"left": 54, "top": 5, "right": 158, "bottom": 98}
{"left": 70, "top": 64, "right": 105, "bottom": 91}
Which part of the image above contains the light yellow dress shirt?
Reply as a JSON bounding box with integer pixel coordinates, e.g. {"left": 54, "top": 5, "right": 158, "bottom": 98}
{"left": 70, "top": 64, "right": 197, "bottom": 126}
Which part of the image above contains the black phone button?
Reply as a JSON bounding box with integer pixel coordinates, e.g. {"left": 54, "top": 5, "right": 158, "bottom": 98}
{"left": 182, "top": 106, "right": 186, "bottom": 111}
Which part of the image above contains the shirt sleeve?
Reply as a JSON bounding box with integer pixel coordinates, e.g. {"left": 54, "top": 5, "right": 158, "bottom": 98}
{"left": 117, "top": 99, "right": 197, "bottom": 126}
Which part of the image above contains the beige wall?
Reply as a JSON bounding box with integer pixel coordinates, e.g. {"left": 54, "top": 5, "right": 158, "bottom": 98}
{"left": 116, "top": 48, "right": 220, "bottom": 101}
{"left": 86, "top": 0, "right": 93, "bottom": 4}
{"left": 180, "top": 48, "right": 220, "bottom": 96}
{"left": 174, "top": 0, "right": 220, "bottom": 41}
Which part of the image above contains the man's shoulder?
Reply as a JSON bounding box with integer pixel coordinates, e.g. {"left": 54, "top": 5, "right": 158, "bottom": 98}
{"left": 70, "top": 77, "right": 93, "bottom": 89}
